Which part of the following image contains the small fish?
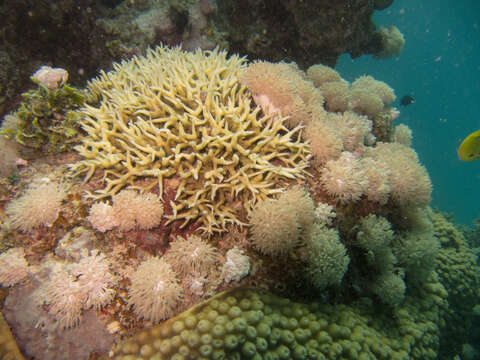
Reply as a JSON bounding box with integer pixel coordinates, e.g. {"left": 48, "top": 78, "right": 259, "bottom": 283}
{"left": 458, "top": 130, "right": 480, "bottom": 161}
{"left": 400, "top": 95, "right": 415, "bottom": 106}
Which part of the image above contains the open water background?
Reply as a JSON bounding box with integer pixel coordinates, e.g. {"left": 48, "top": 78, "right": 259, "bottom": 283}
{"left": 336, "top": 0, "right": 480, "bottom": 225}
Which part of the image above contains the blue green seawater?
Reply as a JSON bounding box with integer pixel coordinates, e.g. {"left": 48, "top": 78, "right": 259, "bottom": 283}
{"left": 336, "top": 0, "right": 480, "bottom": 225}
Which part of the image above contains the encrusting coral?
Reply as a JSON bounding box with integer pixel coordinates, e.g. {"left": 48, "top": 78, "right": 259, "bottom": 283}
{"left": 107, "top": 283, "right": 447, "bottom": 360}
{"left": 70, "top": 46, "right": 310, "bottom": 233}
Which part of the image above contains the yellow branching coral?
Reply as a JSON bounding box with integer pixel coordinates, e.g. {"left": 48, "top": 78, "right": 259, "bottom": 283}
{"left": 70, "top": 46, "right": 310, "bottom": 233}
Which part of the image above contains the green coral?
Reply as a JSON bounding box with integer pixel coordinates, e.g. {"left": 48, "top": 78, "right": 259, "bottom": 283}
{"left": 431, "top": 211, "right": 479, "bottom": 359}
{"left": 108, "top": 282, "right": 447, "bottom": 360}
{"left": 1, "top": 80, "right": 85, "bottom": 153}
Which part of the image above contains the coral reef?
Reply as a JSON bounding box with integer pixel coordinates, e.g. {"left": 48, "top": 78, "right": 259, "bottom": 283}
{"left": 0, "top": 44, "right": 478, "bottom": 360}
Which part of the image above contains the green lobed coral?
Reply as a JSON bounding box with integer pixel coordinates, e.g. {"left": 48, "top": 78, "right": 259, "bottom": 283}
{"left": 1, "top": 81, "right": 84, "bottom": 153}
{"left": 108, "top": 281, "right": 447, "bottom": 360}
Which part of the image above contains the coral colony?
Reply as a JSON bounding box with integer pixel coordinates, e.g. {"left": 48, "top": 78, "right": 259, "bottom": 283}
{"left": 0, "top": 45, "right": 478, "bottom": 360}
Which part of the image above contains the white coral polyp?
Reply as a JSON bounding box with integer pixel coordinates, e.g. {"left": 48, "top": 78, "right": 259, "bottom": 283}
{"left": 128, "top": 257, "right": 183, "bottom": 323}
{"left": 6, "top": 180, "right": 66, "bottom": 232}
{"left": 320, "top": 152, "right": 368, "bottom": 203}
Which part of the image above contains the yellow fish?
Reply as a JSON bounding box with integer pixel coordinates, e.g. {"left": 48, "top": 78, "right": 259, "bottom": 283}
{"left": 458, "top": 130, "right": 480, "bottom": 161}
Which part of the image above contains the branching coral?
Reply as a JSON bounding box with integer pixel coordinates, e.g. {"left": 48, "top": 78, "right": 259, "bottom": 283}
{"left": 70, "top": 46, "right": 310, "bottom": 233}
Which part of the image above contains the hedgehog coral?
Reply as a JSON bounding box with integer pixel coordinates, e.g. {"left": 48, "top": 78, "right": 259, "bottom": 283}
{"left": 320, "top": 152, "right": 369, "bottom": 203}
{"left": 70, "top": 46, "right": 310, "bottom": 233}
{"left": 0, "top": 248, "right": 29, "bottom": 287}
{"left": 5, "top": 179, "right": 66, "bottom": 232}
{"left": 128, "top": 257, "right": 184, "bottom": 323}
{"left": 164, "top": 235, "right": 220, "bottom": 276}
